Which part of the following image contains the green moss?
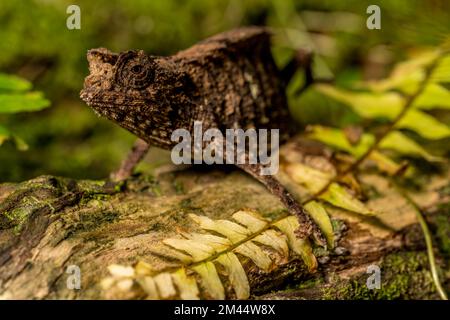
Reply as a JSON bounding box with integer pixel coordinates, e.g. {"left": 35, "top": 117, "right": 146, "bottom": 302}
{"left": 173, "top": 180, "right": 185, "bottom": 195}
{"left": 63, "top": 210, "right": 120, "bottom": 239}
{"left": 322, "top": 252, "right": 438, "bottom": 300}
{"left": 3, "top": 207, "right": 30, "bottom": 234}
{"left": 79, "top": 192, "right": 111, "bottom": 206}
{"left": 290, "top": 276, "right": 324, "bottom": 291}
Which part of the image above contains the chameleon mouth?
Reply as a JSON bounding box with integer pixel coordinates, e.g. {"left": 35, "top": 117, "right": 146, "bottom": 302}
{"left": 79, "top": 88, "right": 96, "bottom": 104}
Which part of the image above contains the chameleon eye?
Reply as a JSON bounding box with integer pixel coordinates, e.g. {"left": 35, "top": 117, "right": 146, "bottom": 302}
{"left": 115, "top": 51, "right": 154, "bottom": 89}
{"left": 131, "top": 65, "right": 143, "bottom": 74}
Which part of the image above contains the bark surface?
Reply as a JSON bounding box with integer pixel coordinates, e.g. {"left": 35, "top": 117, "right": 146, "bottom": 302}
{"left": 0, "top": 137, "right": 448, "bottom": 299}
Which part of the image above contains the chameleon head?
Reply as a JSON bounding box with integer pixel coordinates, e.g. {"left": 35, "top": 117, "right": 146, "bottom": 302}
{"left": 80, "top": 48, "right": 190, "bottom": 148}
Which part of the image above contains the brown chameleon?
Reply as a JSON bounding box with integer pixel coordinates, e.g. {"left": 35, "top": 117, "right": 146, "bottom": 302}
{"left": 80, "top": 26, "right": 324, "bottom": 244}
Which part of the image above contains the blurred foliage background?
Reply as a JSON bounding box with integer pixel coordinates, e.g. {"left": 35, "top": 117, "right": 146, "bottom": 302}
{"left": 0, "top": 0, "right": 449, "bottom": 182}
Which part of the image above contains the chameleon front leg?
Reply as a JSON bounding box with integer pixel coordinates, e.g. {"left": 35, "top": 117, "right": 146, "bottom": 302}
{"left": 236, "top": 162, "right": 325, "bottom": 246}
{"left": 110, "top": 138, "right": 150, "bottom": 181}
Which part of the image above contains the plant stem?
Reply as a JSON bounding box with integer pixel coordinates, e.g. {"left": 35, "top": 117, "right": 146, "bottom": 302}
{"left": 391, "top": 182, "right": 448, "bottom": 300}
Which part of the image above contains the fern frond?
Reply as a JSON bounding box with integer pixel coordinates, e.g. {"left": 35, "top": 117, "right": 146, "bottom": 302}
{"left": 101, "top": 208, "right": 335, "bottom": 299}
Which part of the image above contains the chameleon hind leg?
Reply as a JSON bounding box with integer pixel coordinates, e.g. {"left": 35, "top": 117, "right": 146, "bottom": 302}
{"left": 236, "top": 162, "right": 325, "bottom": 246}
{"left": 110, "top": 138, "right": 150, "bottom": 181}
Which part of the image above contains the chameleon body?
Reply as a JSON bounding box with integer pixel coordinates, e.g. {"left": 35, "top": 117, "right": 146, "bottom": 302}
{"left": 80, "top": 26, "right": 324, "bottom": 243}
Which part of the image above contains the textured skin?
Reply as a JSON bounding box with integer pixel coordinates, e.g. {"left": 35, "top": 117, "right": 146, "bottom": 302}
{"left": 80, "top": 26, "right": 323, "bottom": 243}
{"left": 80, "top": 27, "right": 294, "bottom": 148}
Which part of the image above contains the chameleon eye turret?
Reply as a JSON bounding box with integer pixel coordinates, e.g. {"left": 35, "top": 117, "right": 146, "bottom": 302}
{"left": 114, "top": 50, "right": 155, "bottom": 89}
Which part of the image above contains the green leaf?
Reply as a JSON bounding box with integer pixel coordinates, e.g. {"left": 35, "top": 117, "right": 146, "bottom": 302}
{"left": 0, "top": 73, "right": 32, "bottom": 92}
{"left": 431, "top": 54, "right": 450, "bottom": 83}
{"left": 396, "top": 109, "right": 450, "bottom": 140}
{"left": 285, "top": 161, "right": 373, "bottom": 215}
{"left": 381, "top": 131, "right": 443, "bottom": 162}
{"left": 366, "top": 51, "right": 439, "bottom": 92}
{"left": 316, "top": 84, "right": 403, "bottom": 119}
{"left": 0, "top": 124, "right": 10, "bottom": 145}
{"left": 304, "top": 201, "right": 334, "bottom": 248}
{"left": 0, "top": 92, "right": 50, "bottom": 113}
{"left": 368, "top": 150, "right": 405, "bottom": 175}
{"left": 321, "top": 183, "right": 373, "bottom": 215}
{"left": 309, "top": 125, "right": 441, "bottom": 164}
{"left": 413, "top": 84, "right": 450, "bottom": 110}
{"left": 308, "top": 125, "right": 374, "bottom": 157}
{"left": 12, "top": 135, "right": 29, "bottom": 151}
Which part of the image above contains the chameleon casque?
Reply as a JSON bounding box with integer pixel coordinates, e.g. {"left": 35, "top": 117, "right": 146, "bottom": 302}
{"left": 80, "top": 26, "right": 324, "bottom": 244}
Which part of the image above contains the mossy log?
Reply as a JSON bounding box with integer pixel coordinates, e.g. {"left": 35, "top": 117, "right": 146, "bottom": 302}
{"left": 0, "top": 138, "right": 448, "bottom": 300}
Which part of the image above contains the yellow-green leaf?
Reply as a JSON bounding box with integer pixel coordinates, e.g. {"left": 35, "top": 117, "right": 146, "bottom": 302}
{"left": 192, "top": 262, "right": 225, "bottom": 300}
{"left": 253, "top": 229, "right": 289, "bottom": 258}
{"left": 396, "top": 109, "right": 450, "bottom": 139}
{"left": 171, "top": 268, "right": 200, "bottom": 300}
{"left": 316, "top": 84, "right": 403, "bottom": 119}
{"left": 431, "top": 54, "right": 450, "bottom": 83}
{"left": 163, "top": 247, "right": 193, "bottom": 264}
{"left": 108, "top": 264, "right": 135, "bottom": 277}
{"left": 284, "top": 162, "right": 332, "bottom": 193}
{"left": 134, "top": 261, "right": 154, "bottom": 276}
{"left": 321, "top": 183, "right": 373, "bottom": 215}
{"left": 304, "top": 201, "right": 334, "bottom": 248}
{"left": 0, "top": 73, "right": 32, "bottom": 92}
{"left": 234, "top": 242, "right": 272, "bottom": 271}
{"left": 189, "top": 214, "right": 250, "bottom": 243}
{"left": 186, "top": 233, "right": 231, "bottom": 252}
{"left": 232, "top": 210, "right": 267, "bottom": 233}
{"left": 0, "top": 125, "right": 10, "bottom": 145}
{"left": 369, "top": 150, "right": 405, "bottom": 175}
{"left": 381, "top": 131, "right": 443, "bottom": 161}
{"left": 274, "top": 216, "right": 317, "bottom": 271}
{"left": 365, "top": 50, "right": 438, "bottom": 92}
{"left": 0, "top": 92, "right": 50, "bottom": 113}
{"left": 163, "top": 238, "right": 214, "bottom": 262}
{"left": 0, "top": 126, "right": 28, "bottom": 150}
{"left": 215, "top": 252, "right": 250, "bottom": 299}
{"left": 137, "top": 276, "right": 159, "bottom": 299}
{"left": 413, "top": 84, "right": 450, "bottom": 110}
{"left": 153, "top": 273, "right": 176, "bottom": 299}
{"left": 308, "top": 125, "right": 374, "bottom": 157}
